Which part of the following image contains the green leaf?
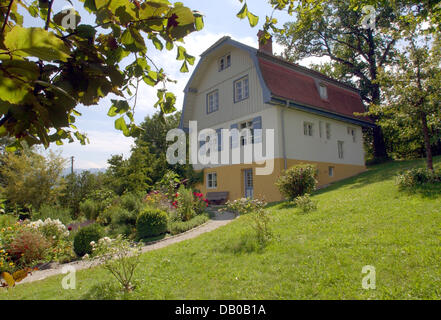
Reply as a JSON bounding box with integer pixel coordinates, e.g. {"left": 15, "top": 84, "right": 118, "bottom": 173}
{"left": 185, "top": 53, "right": 195, "bottom": 65}
{"left": 4, "top": 26, "right": 70, "bottom": 62}
{"left": 121, "top": 29, "right": 134, "bottom": 45}
{"left": 166, "top": 41, "right": 174, "bottom": 51}
{"left": 176, "top": 45, "right": 186, "bottom": 60}
{"left": 195, "top": 15, "right": 204, "bottom": 31}
{"left": 152, "top": 37, "right": 164, "bottom": 51}
{"left": 108, "top": 100, "right": 130, "bottom": 117}
{"left": 115, "top": 117, "right": 130, "bottom": 136}
{"left": 247, "top": 11, "right": 259, "bottom": 27}
{"left": 180, "top": 61, "right": 189, "bottom": 73}
{"left": 236, "top": 3, "right": 248, "bottom": 19}
{"left": 0, "top": 72, "right": 29, "bottom": 104}
{"left": 76, "top": 25, "right": 97, "bottom": 39}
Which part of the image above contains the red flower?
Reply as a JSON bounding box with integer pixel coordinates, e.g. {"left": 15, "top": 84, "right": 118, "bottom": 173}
{"left": 68, "top": 226, "right": 72, "bottom": 231}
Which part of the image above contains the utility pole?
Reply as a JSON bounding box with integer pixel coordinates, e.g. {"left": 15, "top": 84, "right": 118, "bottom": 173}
{"left": 71, "top": 156, "right": 74, "bottom": 175}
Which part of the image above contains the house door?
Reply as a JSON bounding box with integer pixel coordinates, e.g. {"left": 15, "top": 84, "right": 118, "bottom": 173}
{"left": 244, "top": 169, "right": 253, "bottom": 199}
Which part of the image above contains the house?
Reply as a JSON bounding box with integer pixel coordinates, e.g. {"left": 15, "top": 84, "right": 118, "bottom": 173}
{"left": 179, "top": 32, "right": 374, "bottom": 203}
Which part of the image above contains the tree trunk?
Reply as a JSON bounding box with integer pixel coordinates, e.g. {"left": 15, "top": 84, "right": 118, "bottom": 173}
{"left": 420, "top": 111, "right": 434, "bottom": 171}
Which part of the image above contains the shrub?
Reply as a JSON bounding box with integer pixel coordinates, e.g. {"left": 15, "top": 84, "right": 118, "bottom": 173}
{"left": 28, "top": 218, "right": 70, "bottom": 242}
{"left": 89, "top": 235, "right": 142, "bottom": 293}
{"left": 108, "top": 207, "right": 137, "bottom": 238}
{"left": 33, "top": 204, "right": 72, "bottom": 225}
{"left": 249, "top": 208, "right": 272, "bottom": 245}
{"left": 168, "top": 213, "right": 209, "bottom": 235}
{"left": 155, "top": 170, "right": 181, "bottom": 200}
{"left": 73, "top": 224, "right": 103, "bottom": 257}
{"left": 396, "top": 167, "right": 441, "bottom": 189}
{"left": 293, "top": 193, "right": 318, "bottom": 213}
{"left": 97, "top": 205, "right": 122, "bottom": 226}
{"left": 143, "top": 191, "right": 171, "bottom": 212}
{"left": 6, "top": 229, "right": 50, "bottom": 266}
{"left": 79, "top": 199, "right": 101, "bottom": 220}
{"left": 193, "top": 192, "right": 209, "bottom": 215}
{"left": 276, "top": 164, "right": 318, "bottom": 200}
{"left": 0, "top": 214, "right": 16, "bottom": 228}
{"left": 222, "top": 198, "right": 267, "bottom": 216}
{"left": 120, "top": 193, "right": 142, "bottom": 213}
{"left": 174, "top": 186, "right": 195, "bottom": 222}
{"left": 136, "top": 207, "right": 168, "bottom": 239}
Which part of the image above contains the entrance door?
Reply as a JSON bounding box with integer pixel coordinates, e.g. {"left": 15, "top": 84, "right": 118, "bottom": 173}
{"left": 244, "top": 169, "right": 253, "bottom": 199}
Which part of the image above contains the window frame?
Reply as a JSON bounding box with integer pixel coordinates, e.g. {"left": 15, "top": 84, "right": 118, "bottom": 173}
{"left": 338, "top": 141, "right": 344, "bottom": 159}
{"left": 218, "top": 53, "right": 231, "bottom": 72}
{"left": 239, "top": 120, "right": 254, "bottom": 146}
{"left": 326, "top": 123, "right": 331, "bottom": 140}
{"left": 319, "top": 83, "right": 328, "bottom": 100}
{"left": 303, "top": 121, "right": 314, "bottom": 137}
{"left": 348, "top": 127, "right": 357, "bottom": 143}
{"left": 328, "top": 166, "right": 334, "bottom": 177}
{"left": 207, "top": 172, "right": 218, "bottom": 189}
{"left": 234, "top": 75, "right": 249, "bottom": 103}
{"left": 206, "top": 90, "right": 219, "bottom": 114}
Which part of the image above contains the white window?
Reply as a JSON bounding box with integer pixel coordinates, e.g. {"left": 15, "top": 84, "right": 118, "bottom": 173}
{"left": 207, "top": 173, "right": 217, "bottom": 189}
{"left": 207, "top": 90, "right": 219, "bottom": 114}
{"left": 303, "top": 122, "right": 314, "bottom": 136}
{"left": 239, "top": 120, "right": 254, "bottom": 146}
{"left": 328, "top": 166, "right": 334, "bottom": 177}
{"left": 234, "top": 76, "right": 249, "bottom": 102}
{"left": 218, "top": 53, "right": 231, "bottom": 71}
{"left": 338, "top": 141, "right": 344, "bottom": 159}
{"left": 326, "top": 123, "right": 331, "bottom": 140}
{"left": 319, "top": 83, "right": 328, "bottom": 100}
{"left": 348, "top": 127, "right": 356, "bottom": 142}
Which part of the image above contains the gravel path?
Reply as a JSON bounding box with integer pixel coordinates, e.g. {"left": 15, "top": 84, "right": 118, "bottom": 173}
{"left": 18, "top": 210, "right": 235, "bottom": 285}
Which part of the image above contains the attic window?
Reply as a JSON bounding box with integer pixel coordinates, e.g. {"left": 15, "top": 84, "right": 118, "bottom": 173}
{"left": 218, "top": 53, "right": 231, "bottom": 71}
{"left": 319, "top": 83, "right": 328, "bottom": 100}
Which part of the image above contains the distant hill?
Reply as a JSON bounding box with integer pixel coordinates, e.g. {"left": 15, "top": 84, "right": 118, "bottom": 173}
{"left": 62, "top": 167, "right": 107, "bottom": 176}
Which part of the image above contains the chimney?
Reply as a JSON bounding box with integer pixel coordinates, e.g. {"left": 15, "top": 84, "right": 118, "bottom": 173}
{"left": 257, "top": 30, "right": 273, "bottom": 55}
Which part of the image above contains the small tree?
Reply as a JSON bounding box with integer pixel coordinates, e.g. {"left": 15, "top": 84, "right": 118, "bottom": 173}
{"left": 372, "top": 35, "right": 441, "bottom": 171}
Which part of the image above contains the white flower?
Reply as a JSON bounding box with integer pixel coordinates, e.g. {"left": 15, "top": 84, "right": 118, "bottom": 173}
{"left": 83, "top": 254, "right": 89, "bottom": 260}
{"left": 90, "top": 241, "right": 96, "bottom": 247}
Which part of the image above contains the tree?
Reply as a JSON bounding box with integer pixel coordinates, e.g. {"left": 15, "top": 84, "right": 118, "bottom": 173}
{"left": 371, "top": 35, "right": 441, "bottom": 170}
{"left": 274, "top": 1, "right": 415, "bottom": 160}
{"left": 0, "top": 0, "right": 203, "bottom": 149}
{"left": 0, "top": 148, "right": 66, "bottom": 212}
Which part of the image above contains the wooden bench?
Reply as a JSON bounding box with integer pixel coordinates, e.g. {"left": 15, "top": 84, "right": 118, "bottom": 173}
{"left": 206, "top": 192, "right": 229, "bottom": 205}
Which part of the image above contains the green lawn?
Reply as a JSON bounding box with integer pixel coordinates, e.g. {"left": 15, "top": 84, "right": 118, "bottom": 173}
{"left": 1, "top": 156, "right": 440, "bottom": 300}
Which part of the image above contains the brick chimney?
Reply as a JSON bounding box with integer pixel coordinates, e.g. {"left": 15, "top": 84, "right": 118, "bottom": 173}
{"left": 257, "top": 30, "right": 273, "bottom": 55}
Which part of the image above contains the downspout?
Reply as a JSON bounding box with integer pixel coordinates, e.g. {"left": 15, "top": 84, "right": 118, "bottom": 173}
{"left": 281, "top": 103, "right": 287, "bottom": 170}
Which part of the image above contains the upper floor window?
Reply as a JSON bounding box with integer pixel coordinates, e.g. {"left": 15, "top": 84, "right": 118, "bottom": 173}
{"left": 338, "top": 141, "right": 344, "bottom": 159}
{"left": 207, "top": 172, "right": 217, "bottom": 189}
{"left": 326, "top": 123, "right": 331, "bottom": 140}
{"left": 218, "top": 53, "right": 231, "bottom": 71}
{"left": 206, "top": 90, "right": 219, "bottom": 114}
{"left": 234, "top": 76, "right": 249, "bottom": 102}
{"left": 319, "top": 83, "right": 328, "bottom": 100}
{"left": 303, "top": 122, "right": 314, "bottom": 136}
{"left": 239, "top": 120, "right": 254, "bottom": 146}
{"left": 348, "top": 127, "right": 357, "bottom": 142}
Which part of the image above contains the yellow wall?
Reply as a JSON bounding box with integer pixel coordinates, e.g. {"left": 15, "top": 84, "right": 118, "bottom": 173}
{"left": 196, "top": 158, "right": 366, "bottom": 203}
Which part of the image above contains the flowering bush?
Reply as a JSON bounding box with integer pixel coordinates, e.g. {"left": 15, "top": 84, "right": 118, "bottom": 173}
{"left": 155, "top": 170, "right": 181, "bottom": 200}
{"left": 193, "top": 192, "right": 209, "bottom": 215}
{"left": 0, "top": 248, "right": 15, "bottom": 274}
{"left": 28, "top": 218, "right": 69, "bottom": 241}
{"left": 276, "top": 164, "right": 318, "bottom": 200}
{"left": 143, "top": 191, "right": 171, "bottom": 212}
{"left": 89, "top": 235, "right": 142, "bottom": 292}
{"left": 293, "top": 193, "right": 317, "bottom": 213}
{"left": 7, "top": 229, "right": 50, "bottom": 266}
{"left": 396, "top": 168, "right": 441, "bottom": 189}
{"left": 222, "top": 198, "right": 267, "bottom": 216}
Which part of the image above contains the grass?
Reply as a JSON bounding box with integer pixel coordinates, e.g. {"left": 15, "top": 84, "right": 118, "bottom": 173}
{"left": 1, "top": 156, "right": 440, "bottom": 300}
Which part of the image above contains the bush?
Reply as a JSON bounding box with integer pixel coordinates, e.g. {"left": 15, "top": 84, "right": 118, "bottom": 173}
{"left": 222, "top": 198, "right": 267, "bottom": 216}
{"left": 0, "top": 214, "right": 16, "bottom": 228}
{"left": 108, "top": 207, "right": 137, "bottom": 237}
{"left": 120, "top": 193, "right": 142, "bottom": 213}
{"left": 293, "top": 193, "right": 317, "bottom": 213}
{"left": 136, "top": 207, "right": 168, "bottom": 239}
{"left": 168, "top": 213, "right": 209, "bottom": 235}
{"left": 143, "top": 191, "right": 171, "bottom": 212}
{"left": 73, "top": 224, "right": 103, "bottom": 257}
{"left": 6, "top": 229, "right": 50, "bottom": 266}
{"left": 79, "top": 199, "right": 101, "bottom": 220}
{"left": 396, "top": 167, "right": 441, "bottom": 189}
{"left": 174, "top": 186, "right": 195, "bottom": 222}
{"left": 276, "top": 164, "right": 318, "bottom": 200}
{"left": 33, "top": 204, "right": 72, "bottom": 225}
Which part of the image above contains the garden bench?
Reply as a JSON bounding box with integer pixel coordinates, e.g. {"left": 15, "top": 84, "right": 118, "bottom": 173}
{"left": 206, "top": 192, "right": 229, "bottom": 205}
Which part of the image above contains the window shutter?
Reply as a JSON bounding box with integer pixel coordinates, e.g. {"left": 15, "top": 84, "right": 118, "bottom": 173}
{"left": 230, "top": 123, "right": 238, "bottom": 149}
{"left": 216, "top": 128, "right": 222, "bottom": 151}
{"left": 252, "top": 116, "right": 262, "bottom": 143}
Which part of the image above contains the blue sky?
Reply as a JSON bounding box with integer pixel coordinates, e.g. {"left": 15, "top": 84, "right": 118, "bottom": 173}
{"left": 47, "top": 0, "right": 312, "bottom": 169}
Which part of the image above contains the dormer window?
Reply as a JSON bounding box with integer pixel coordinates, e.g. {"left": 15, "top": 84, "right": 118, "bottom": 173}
{"left": 319, "top": 83, "right": 328, "bottom": 100}
{"left": 218, "top": 53, "right": 231, "bottom": 71}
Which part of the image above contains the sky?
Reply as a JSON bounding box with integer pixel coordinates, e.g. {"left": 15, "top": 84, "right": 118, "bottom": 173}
{"left": 45, "top": 0, "right": 323, "bottom": 170}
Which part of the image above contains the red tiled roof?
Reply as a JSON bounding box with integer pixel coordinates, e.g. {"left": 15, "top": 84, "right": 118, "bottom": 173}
{"left": 258, "top": 57, "right": 372, "bottom": 123}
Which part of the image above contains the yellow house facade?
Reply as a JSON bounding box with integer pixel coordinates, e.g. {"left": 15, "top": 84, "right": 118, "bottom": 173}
{"left": 179, "top": 35, "right": 374, "bottom": 203}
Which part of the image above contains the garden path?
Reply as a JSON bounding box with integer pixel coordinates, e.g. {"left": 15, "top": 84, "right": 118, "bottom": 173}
{"left": 18, "top": 210, "right": 236, "bottom": 285}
